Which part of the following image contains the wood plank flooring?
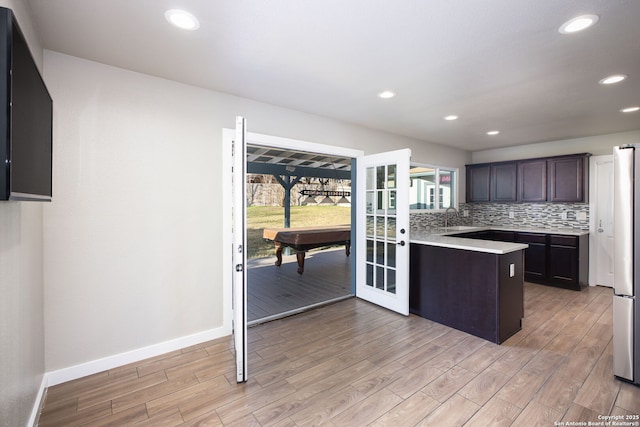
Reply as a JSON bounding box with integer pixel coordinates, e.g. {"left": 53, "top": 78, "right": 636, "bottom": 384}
{"left": 38, "top": 283, "right": 640, "bottom": 426}
{"left": 247, "top": 248, "right": 351, "bottom": 323}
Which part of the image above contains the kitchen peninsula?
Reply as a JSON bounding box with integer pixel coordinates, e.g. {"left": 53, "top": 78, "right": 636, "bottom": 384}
{"left": 410, "top": 227, "right": 528, "bottom": 344}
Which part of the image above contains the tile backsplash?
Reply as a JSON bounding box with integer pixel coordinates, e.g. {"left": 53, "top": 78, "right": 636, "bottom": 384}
{"left": 410, "top": 202, "right": 590, "bottom": 232}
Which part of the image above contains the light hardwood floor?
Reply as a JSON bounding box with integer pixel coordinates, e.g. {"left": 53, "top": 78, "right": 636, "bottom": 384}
{"left": 39, "top": 283, "right": 640, "bottom": 426}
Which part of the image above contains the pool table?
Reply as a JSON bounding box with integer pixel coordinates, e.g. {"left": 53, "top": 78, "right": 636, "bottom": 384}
{"left": 262, "top": 225, "right": 351, "bottom": 274}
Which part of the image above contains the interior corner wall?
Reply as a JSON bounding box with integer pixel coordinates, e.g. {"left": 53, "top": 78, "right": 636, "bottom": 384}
{"left": 42, "top": 51, "right": 470, "bottom": 374}
{"left": 471, "top": 129, "right": 640, "bottom": 163}
{"left": 0, "top": 1, "right": 46, "bottom": 426}
{"left": 0, "top": 203, "right": 45, "bottom": 427}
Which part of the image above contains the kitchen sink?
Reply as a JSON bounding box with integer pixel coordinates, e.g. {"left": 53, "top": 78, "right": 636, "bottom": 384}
{"left": 440, "top": 225, "right": 479, "bottom": 231}
{"left": 429, "top": 225, "right": 482, "bottom": 234}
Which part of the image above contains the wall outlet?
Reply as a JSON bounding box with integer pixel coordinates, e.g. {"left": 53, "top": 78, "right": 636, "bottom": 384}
{"left": 463, "top": 209, "right": 469, "bottom": 217}
{"left": 560, "top": 212, "right": 568, "bottom": 220}
{"left": 576, "top": 212, "right": 587, "bottom": 221}
{"left": 508, "top": 211, "right": 515, "bottom": 219}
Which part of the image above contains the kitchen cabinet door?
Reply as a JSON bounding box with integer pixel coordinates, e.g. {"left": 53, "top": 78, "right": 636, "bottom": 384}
{"left": 523, "top": 242, "right": 547, "bottom": 281}
{"left": 518, "top": 159, "right": 547, "bottom": 202}
{"left": 549, "top": 245, "right": 578, "bottom": 285}
{"left": 548, "top": 156, "right": 586, "bottom": 202}
{"left": 549, "top": 235, "right": 579, "bottom": 286}
{"left": 516, "top": 232, "right": 547, "bottom": 281}
{"left": 491, "top": 162, "right": 517, "bottom": 202}
{"left": 466, "top": 164, "right": 491, "bottom": 202}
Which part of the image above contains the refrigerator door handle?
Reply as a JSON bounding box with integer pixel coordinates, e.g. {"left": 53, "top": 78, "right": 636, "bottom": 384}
{"left": 613, "top": 295, "right": 634, "bottom": 381}
{"left": 613, "top": 146, "right": 635, "bottom": 297}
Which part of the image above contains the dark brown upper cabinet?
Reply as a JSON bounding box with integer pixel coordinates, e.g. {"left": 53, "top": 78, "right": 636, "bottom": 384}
{"left": 548, "top": 156, "right": 586, "bottom": 202}
{"left": 491, "top": 162, "right": 518, "bottom": 202}
{"left": 518, "top": 159, "right": 547, "bottom": 202}
{"left": 466, "top": 164, "right": 491, "bottom": 202}
{"left": 466, "top": 153, "right": 589, "bottom": 203}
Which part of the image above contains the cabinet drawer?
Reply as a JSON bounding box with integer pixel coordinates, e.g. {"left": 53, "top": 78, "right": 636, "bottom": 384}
{"left": 515, "top": 232, "right": 546, "bottom": 244}
{"left": 550, "top": 235, "right": 578, "bottom": 247}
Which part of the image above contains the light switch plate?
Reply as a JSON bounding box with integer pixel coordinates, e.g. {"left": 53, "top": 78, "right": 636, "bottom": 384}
{"left": 509, "top": 264, "right": 515, "bottom": 277}
{"left": 576, "top": 212, "right": 587, "bottom": 220}
{"left": 463, "top": 209, "right": 469, "bottom": 217}
{"left": 509, "top": 211, "right": 515, "bottom": 219}
{"left": 560, "top": 212, "right": 568, "bottom": 220}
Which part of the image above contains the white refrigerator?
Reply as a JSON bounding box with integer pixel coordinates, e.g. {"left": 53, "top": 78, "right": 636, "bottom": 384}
{"left": 613, "top": 144, "right": 640, "bottom": 386}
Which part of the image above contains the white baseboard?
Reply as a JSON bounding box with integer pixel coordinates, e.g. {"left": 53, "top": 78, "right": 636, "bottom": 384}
{"left": 27, "top": 375, "right": 48, "bottom": 427}
{"left": 46, "top": 326, "right": 230, "bottom": 387}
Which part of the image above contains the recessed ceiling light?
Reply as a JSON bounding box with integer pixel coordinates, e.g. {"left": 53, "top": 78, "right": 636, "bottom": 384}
{"left": 559, "top": 14, "right": 599, "bottom": 34}
{"left": 443, "top": 115, "right": 458, "bottom": 121}
{"left": 486, "top": 130, "right": 500, "bottom": 135}
{"left": 165, "top": 9, "right": 200, "bottom": 30}
{"left": 599, "top": 74, "right": 628, "bottom": 85}
{"left": 620, "top": 106, "right": 640, "bottom": 113}
{"left": 377, "top": 90, "right": 395, "bottom": 99}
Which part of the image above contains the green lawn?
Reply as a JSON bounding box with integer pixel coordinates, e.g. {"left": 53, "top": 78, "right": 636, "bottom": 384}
{"left": 247, "top": 205, "right": 351, "bottom": 259}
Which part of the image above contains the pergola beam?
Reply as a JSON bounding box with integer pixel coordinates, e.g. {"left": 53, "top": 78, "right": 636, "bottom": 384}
{"left": 248, "top": 161, "right": 350, "bottom": 230}
{"left": 247, "top": 162, "right": 350, "bottom": 180}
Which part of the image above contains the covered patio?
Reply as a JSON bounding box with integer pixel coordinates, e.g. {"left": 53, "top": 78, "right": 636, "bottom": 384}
{"left": 246, "top": 144, "right": 354, "bottom": 324}
{"left": 247, "top": 248, "right": 352, "bottom": 325}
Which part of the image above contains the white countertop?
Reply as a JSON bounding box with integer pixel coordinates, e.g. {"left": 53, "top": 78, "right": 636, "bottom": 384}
{"left": 476, "top": 225, "right": 589, "bottom": 236}
{"left": 411, "top": 230, "right": 528, "bottom": 254}
{"left": 409, "top": 225, "right": 588, "bottom": 254}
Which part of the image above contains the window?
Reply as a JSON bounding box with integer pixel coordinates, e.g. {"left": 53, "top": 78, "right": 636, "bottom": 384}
{"left": 409, "top": 164, "right": 458, "bottom": 211}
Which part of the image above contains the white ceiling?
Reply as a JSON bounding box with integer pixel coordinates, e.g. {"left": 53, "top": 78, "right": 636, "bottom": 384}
{"left": 27, "top": 0, "right": 640, "bottom": 152}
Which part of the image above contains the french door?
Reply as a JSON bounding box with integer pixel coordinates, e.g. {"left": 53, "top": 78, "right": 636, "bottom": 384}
{"left": 230, "top": 126, "right": 410, "bottom": 382}
{"left": 232, "top": 117, "right": 248, "bottom": 382}
{"left": 356, "top": 149, "right": 411, "bottom": 315}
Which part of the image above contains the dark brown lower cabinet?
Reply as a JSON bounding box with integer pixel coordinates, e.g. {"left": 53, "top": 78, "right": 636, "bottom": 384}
{"left": 451, "top": 230, "right": 589, "bottom": 291}
{"left": 549, "top": 245, "right": 577, "bottom": 284}
{"left": 548, "top": 235, "right": 588, "bottom": 289}
{"left": 515, "top": 233, "right": 547, "bottom": 282}
{"left": 409, "top": 244, "right": 524, "bottom": 344}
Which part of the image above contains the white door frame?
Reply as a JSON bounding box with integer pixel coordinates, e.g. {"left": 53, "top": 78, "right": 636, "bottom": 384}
{"left": 221, "top": 129, "right": 363, "bottom": 339}
{"left": 589, "top": 154, "right": 614, "bottom": 287}
{"left": 232, "top": 117, "right": 248, "bottom": 382}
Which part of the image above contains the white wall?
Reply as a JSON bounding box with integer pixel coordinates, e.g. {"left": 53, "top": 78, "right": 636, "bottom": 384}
{"left": 43, "top": 51, "right": 470, "bottom": 375}
{"left": 0, "top": 1, "right": 46, "bottom": 426}
{"left": 471, "top": 130, "right": 640, "bottom": 163}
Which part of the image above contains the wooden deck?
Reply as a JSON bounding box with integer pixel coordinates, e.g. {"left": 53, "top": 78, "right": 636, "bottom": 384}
{"left": 247, "top": 248, "right": 352, "bottom": 324}
{"left": 38, "top": 283, "right": 640, "bottom": 426}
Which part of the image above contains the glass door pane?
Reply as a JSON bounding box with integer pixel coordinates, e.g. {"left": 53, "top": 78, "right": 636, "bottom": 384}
{"left": 365, "top": 164, "right": 398, "bottom": 294}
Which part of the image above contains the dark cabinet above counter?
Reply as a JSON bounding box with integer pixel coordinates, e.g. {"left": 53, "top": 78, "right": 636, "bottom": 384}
{"left": 518, "top": 159, "right": 547, "bottom": 202}
{"left": 548, "top": 156, "right": 587, "bottom": 202}
{"left": 466, "top": 153, "right": 590, "bottom": 203}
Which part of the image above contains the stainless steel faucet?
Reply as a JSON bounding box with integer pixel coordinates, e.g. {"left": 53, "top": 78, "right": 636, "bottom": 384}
{"left": 444, "top": 207, "right": 458, "bottom": 228}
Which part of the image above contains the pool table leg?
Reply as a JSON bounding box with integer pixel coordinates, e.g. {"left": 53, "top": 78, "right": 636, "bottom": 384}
{"left": 296, "top": 252, "right": 306, "bottom": 274}
{"left": 274, "top": 243, "right": 283, "bottom": 267}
